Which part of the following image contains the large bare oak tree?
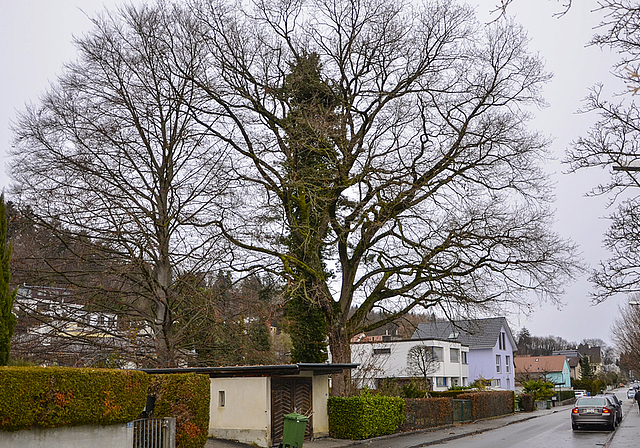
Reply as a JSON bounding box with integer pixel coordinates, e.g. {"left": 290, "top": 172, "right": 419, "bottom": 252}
{"left": 565, "top": 0, "right": 640, "bottom": 302}
{"left": 190, "top": 0, "right": 580, "bottom": 394}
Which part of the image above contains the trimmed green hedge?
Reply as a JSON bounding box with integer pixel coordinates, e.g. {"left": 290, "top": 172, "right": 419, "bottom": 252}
{"left": 328, "top": 394, "right": 405, "bottom": 439}
{"left": 149, "top": 373, "right": 210, "bottom": 448}
{"left": 0, "top": 366, "right": 149, "bottom": 431}
{"left": 557, "top": 390, "right": 575, "bottom": 401}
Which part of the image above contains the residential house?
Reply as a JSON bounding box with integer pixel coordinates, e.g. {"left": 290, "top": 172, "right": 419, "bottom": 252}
{"left": 552, "top": 345, "right": 604, "bottom": 379}
{"left": 350, "top": 338, "right": 470, "bottom": 391}
{"left": 514, "top": 355, "right": 572, "bottom": 388}
{"left": 411, "top": 317, "right": 517, "bottom": 390}
{"left": 567, "top": 356, "right": 582, "bottom": 380}
{"left": 578, "top": 344, "right": 603, "bottom": 375}
{"left": 12, "top": 285, "right": 152, "bottom": 367}
{"left": 143, "top": 363, "right": 357, "bottom": 447}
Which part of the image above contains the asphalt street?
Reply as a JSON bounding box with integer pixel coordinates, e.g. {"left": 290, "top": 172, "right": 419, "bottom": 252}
{"left": 205, "top": 389, "right": 640, "bottom": 448}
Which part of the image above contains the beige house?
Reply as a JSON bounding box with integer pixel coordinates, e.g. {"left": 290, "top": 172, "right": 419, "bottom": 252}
{"left": 144, "top": 363, "right": 356, "bottom": 447}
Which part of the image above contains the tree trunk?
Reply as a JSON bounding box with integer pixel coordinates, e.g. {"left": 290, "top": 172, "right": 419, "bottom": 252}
{"left": 328, "top": 322, "right": 352, "bottom": 396}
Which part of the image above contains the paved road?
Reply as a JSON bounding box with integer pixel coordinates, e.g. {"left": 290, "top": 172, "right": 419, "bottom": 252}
{"left": 430, "top": 405, "right": 618, "bottom": 448}
{"left": 206, "top": 389, "right": 640, "bottom": 448}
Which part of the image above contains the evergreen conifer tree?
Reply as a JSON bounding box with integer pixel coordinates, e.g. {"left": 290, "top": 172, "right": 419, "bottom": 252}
{"left": 281, "top": 53, "right": 337, "bottom": 362}
{"left": 0, "top": 194, "right": 17, "bottom": 365}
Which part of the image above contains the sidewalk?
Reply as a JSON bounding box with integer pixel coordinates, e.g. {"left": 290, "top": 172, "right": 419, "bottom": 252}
{"left": 205, "top": 405, "right": 569, "bottom": 448}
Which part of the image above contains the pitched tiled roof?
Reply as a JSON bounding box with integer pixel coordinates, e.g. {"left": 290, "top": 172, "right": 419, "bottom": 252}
{"left": 514, "top": 355, "right": 567, "bottom": 374}
{"left": 411, "top": 317, "right": 517, "bottom": 350}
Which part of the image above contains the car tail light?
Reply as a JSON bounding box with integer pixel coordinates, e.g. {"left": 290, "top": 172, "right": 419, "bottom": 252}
{"left": 572, "top": 407, "right": 579, "bottom": 414}
{"left": 602, "top": 407, "right": 611, "bottom": 414}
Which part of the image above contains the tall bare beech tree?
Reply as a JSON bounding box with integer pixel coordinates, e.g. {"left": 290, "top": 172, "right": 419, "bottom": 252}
{"left": 9, "top": 3, "right": 230, "bottom": 367}
{"left": 189, "top": 0, "right": 579, "bottom": 394}
{"left": 565, "top": 1, "right": 640, "bottom": 301}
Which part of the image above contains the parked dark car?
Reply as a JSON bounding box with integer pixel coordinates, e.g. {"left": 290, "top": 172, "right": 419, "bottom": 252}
{"left": 596, "top": 394, "right": 623, "bottom": 424}
{"left": 571, "top": 397, "right": 617, "bottom": 431}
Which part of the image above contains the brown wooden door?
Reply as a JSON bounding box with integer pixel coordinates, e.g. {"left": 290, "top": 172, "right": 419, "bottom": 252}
{"left": 271, "top": 377, "right": 313, "bottom": 444}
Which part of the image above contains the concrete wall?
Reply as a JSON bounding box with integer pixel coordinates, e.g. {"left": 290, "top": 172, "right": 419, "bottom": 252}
{"left": 311, "top": 374, "right": 329, "bottom": 437}
{"left": 0, "top": 423, "right": 132, "bottom": 448}
{"left": 209, "top": 377, "right": 271, "bottom": 447}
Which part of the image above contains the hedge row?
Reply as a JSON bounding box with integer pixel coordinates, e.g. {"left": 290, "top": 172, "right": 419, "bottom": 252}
{"left": 557, "top": 390, "right": 575, "bottom": 401}
{"left": 429, "top": 390, "right": 473, "bottom": 398}
{"left": 457, "top": 391, "right": 514, "bottom": 420}
{"left": 0, "top": 366, "right": 149, "bottom": 431}
{"left": 328, "top": 394, "right": 405, "bottom": 439}
{"left": 400, "top": 398, "right": 453, "bottom": 431}
{"left": 149, "top": 373, "right": 210, "bottom": 448}
{"left": 520, "top": 393, "right": 534, "bottom": 412}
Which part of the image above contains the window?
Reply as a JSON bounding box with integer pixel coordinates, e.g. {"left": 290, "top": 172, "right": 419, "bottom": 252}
{"left": 436, "top": 377, "right": 447, "bottom": 387}
{"left": 496, "top": 354, "right": 501, "bottom": 373}
{"left": 462, "top": 377, "right": 468, "bottom": 387}
{"left": 432, "top": 346, "right": 444, "bottom": 362}
{"left": 450, "top": 348, "right": 460, "bottom": 363}
{"left": 499, "top": 332, "right": 506, "bottom": 350}
{"left": 373, "top": 348, "right": 391, "bottom": 355}
{"left": 506, "top": 355, "right": 511, "bottom": 373}
{"left": 452, "top": 378, "right": 459, "bottom": 387}
{"left": 461, "top": 351, "right": 468, "bottom": 365}
{"left": 491, "top": 379, "right": 501, "bottom": 387}
{"left": 218, "top": 391, "right": 225, "bottom": 407}
{"left": 506, "top": 378, "right": 510, "bottom": 389}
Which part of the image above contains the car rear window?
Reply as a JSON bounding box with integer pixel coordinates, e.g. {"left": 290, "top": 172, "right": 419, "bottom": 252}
{"left": 577, "top": 397, "right": 606, "bottom": 406}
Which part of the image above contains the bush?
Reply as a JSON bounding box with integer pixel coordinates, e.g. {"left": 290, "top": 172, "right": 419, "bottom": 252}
{"left": 556, "top": 390, "right": 575, "bottom": 401}
{"left": 400, "top": 398, "right": 453, "bottom": 431}
{"left": 0, "top": 366, "right": 149, "bottom": 431}
{"left": 522, "top": 380, "right": 555, "bottom": 401}
{"left": 401, "top": 381, "right": 427, "bottom": 398}
{"left": 430, "top": 390, "right": 477, "bottom": 398}
{"left": 149, "top": 373, "right": 210, "bottom": 448}
{"left": 520, "top": 393, "right": 534, "bottom": 412}
{"left": 328, "top": 392, "right": 405, "bottom": 439}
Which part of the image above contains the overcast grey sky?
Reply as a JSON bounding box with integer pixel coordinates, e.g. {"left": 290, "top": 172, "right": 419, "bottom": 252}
{"left": 0, "top": 0, "right": 629, "bottom": 346}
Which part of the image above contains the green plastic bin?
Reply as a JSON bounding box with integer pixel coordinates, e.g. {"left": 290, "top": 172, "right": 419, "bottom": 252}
{"left": 281, "top": 412, "right": 309, "bottom": 448}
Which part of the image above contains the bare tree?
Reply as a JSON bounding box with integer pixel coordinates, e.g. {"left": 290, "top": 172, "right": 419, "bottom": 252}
{"left": 612, "top": 299, "right": 640, "bottom": 377}
{"left": 488, "top": 0, "right": 572, "bottom": 21}
{"left": 565, "top": 1, "right": 640, "bottom": 301}
{"left": 9, "top": 3, "right": 230, "bottom": 367}
{"left": 188, "top": 0, "right": 580, "bottom": 395}
{"left": 406, "top": 345, "right": 441, "bottom": 391}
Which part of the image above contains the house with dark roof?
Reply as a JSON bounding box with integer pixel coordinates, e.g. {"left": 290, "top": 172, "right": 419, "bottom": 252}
{"left": 514, "top": 355, "right": 572, "bottom": 388}
{"left": 553, "top": 345, "right": 604, "bottom": 379}
{"left": 412, "top": 317, "right": 517, "bottom": 390}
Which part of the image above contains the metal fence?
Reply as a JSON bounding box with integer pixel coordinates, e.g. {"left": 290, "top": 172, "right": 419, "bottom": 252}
{"left": 453, "top": 399, "right": 473, "bottom": 423}
{"left": 132, "top": 417, "right": 176, "bottom": 448}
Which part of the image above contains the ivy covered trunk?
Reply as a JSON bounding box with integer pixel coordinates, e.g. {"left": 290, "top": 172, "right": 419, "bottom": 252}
{"left": 328, "top": 320, "right": 352, "bottom": 396}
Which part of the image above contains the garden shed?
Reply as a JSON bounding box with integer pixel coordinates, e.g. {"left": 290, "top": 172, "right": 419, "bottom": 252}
{"left": 143, "top": 363, "right": 357, "bottom": 447}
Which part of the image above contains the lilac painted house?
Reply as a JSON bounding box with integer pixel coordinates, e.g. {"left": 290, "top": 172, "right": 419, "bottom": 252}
{"left": 412, "top": 317, "right": 517, "bottom": 391}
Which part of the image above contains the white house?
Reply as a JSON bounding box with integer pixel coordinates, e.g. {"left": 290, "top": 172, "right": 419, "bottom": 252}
{"left": 412, "top": 317, "right": 517, "bottom": 391}
{"left": 350, "top": 338, "right": 470, "bottom": 391}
